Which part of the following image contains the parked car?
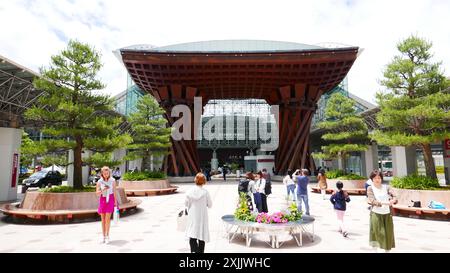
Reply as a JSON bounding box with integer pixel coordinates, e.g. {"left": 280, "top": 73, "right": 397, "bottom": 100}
{"left": 23, "top": 170, "right": 63, "bottom": 188}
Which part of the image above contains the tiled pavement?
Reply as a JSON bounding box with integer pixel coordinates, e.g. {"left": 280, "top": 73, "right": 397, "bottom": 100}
{"left": 1, "top": 182, "right": 449, "bottom": 253}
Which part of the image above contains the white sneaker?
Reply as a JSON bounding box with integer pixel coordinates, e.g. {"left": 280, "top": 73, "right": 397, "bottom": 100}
{"left": 99, "top": 237, "right": 105, "bottom": 244}
{"left": 104, "top": 236, "right": 110, "bottom": 244}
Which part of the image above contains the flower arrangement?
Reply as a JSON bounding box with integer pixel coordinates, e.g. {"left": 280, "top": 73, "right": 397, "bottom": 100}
{"left": 234, "top": 193, "right": 302, "bottom": 223}
{"left": 234, "top": 192, "right": 256, "bottom": 222}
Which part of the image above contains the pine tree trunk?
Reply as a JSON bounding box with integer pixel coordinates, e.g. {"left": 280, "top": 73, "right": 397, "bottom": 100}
{"left": 141, "top": 151, "right": 150, "bottom": 172}
{"left": 340, "top": 153, "right": 346, "bottom": 173}
{"left": 73, "top": 137, "right": 83, "bottom": 189}
{"left": 421, "top": 143, "right": 437, "bottom": 179}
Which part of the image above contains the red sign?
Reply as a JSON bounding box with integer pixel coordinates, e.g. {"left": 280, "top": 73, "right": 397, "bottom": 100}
{"left": 11, "top": 153, "right": 18, "bottom": 188}
{"left": 445, "top": 139, "right": 450, "bottom": 158}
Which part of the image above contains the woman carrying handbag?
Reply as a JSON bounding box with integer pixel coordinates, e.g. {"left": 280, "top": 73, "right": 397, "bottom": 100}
{"left": 185, "top": 173, "right": 213, "bottom": 253}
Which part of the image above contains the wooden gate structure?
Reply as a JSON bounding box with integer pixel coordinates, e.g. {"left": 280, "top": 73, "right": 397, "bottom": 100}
{"left": 120, "top": 41, "right": 359, "bottom": 176}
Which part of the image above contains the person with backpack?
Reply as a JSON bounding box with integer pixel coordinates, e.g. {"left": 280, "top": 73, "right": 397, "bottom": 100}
{"left": 330, "top": 181, "right": 351, "bottom": 237}
{"left": 296, "top": 169, "right": 310, "bottom": 216}
{"left": 262, "top": 168, "right": 272, "bottom": 196}
{"left": 238, "top": 173, "right": 254, "bottom": 212}
{"left": 256, "top": 171, "right": 268, "bottom": 213}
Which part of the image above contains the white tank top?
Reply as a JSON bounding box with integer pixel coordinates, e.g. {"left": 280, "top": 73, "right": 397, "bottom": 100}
{"left": 371, "top": 185, "right": 391, "bottom": 215}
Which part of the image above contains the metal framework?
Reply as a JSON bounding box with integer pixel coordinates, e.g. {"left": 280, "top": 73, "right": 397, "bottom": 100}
{"left": 197, "top": 99, "right": 276, "bottom": 149}
{"left": 120, "top": 40, "right": 359, "bottom": 176}
{"left": 0, "top": 54, "right": 43, "bottom": 128}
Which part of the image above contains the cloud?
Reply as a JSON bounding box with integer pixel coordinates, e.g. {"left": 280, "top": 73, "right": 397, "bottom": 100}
{"left": 1, "top": 0, "right": 449, "bottom": 103}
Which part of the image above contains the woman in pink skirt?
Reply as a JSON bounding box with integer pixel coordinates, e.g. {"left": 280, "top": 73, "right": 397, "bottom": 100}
{"left": 96, "top": 166, "right": 118, "bottom": 244}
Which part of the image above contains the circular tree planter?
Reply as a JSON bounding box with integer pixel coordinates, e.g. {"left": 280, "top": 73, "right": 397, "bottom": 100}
{"left": 311, "top": 179, "right": 366, "bottom": 195}
{"left": 391, "top": 188, "right": 450, "bottom": 220}
{"left": 0, "top": 187, "right": 141, "bottom": 222}
{"left": 119, "top": 179, "right": 178, "bottom": 196}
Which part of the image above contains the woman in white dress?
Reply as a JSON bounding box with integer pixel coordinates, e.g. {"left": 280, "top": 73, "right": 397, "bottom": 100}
{"left": 185, "top": 173, "right": 213, "bottom": 253}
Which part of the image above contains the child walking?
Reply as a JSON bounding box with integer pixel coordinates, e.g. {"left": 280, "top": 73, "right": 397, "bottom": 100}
{"left": 330, "top": 181, "right": 350, "bottom": 237}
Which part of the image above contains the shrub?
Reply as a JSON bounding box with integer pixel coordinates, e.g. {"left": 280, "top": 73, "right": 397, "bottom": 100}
{"left": 391, "top": 174, "right": 442, "bottom": 190}
{"left": 234, "top": 192, "right": 255, "bottom": 222}
{"left": 234, "top": 193, "right": 302, "bottom": 223}
{"left": 326, "top": 169, "right": 346, "bottom": 179}
{"left": 123, "top": 171, "right": 166, "bottom": 181}
{"left": 39, "top": 186, "right": 96, "bottom": 193}
{"left": 338, "top": 173, "right": 366, "bottom": 180}
{"left": 326, "top": 169, "right": 365, "bottom": 180}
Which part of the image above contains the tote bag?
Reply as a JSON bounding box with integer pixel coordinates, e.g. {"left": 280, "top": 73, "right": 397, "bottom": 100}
{"left": 113, "top": 206, "right": 120, "bottom": 225}
{"left": 177, "top": 208, "right": 188, "bottom": 232}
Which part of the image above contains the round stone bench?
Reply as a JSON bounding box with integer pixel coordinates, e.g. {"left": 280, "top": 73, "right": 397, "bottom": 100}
{"left": 311, "top": 179, "right": 366, "bottom": 195}
{"left": 0, "top": 187, "right": 141, "bottom": 222}
{"left": 391, "top": 188, "right": 450, "bottom": 220}
{"left": 119, "top": 180, "right": 178, "bottom": 196}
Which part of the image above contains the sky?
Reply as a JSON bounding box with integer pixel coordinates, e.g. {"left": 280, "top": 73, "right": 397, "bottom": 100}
{"left": 0, "top": 0, "right": 449, "bottom": 104}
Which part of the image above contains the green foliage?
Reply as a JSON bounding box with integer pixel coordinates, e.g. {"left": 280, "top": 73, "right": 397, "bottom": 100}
{"left": 285, "top": 202, "right": 302, "bottom": 222}
{"left": 24, "top": 40, "right": 132, "bottom": 189}
{"left": 41, "top": 154, "right": 69, "bottom": 167}
{"left": 126, "top": 95, "right": 171, "bottom": 171}
{"left": 20, "top": 132, "right": 44, "bottom": 167}
{"left": 325, "top": 170, "right": 366, "bottom": 180}
{"left": 39, "top": 185, "right": 96, "bottom": 193}
{"left": 373, "top": 35, "right": 450, "bottom": 179}
{"left": 326, "top": 169, "right": 365, "bottom": 180}
{"left": 234, "top": 193, "right": 302, "bottom": 223}
{"left": 315, "top": 93, "right": 368, "bottom": 164}
{"left": 391, "top": 174, "right": 444, "bottom": 190}
{"left": 230, "top": 163, "right": 240, "bottom": 172}
{"left": 122, "top": 171, "right": 166, "bottom": 181}
{"left": 234, "top": 192, "right": 255, "bottom": 221}
{"left": 326, "top": 169, "right": 346, "bottom": 179}
{"left": 339, "top": 173, "right": 366, "bottom": 180}
{"left": 83, "top": 152, "right": 123, "bottom": 168}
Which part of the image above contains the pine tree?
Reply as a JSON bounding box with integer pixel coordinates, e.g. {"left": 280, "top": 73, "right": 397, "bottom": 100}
{"left": 126, "top": 95, "right": 171, "bottom": 172}
{"left": 315, "top": 93, "right": 369, "bottom": 172}
{"left": 25, "top": 40, "right": 132, "bottom": 189}
{"left": 20, "top": 132, "right": 42, "bottom": 167}
{"left": 372, "top": 35, "right": 450, "bottom": 179}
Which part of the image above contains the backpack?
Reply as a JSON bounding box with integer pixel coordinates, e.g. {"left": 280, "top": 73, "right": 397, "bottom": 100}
{"left": 264, "top": 179, "right": 272, "bottom": 195}
{"left": 238, "top": 179, "right": 250, "bottom": 193}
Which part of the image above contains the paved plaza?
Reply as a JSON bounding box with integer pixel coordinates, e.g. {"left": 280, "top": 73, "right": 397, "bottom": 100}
{"left": 1, "top": 182, "right": 449, "bottom": 253}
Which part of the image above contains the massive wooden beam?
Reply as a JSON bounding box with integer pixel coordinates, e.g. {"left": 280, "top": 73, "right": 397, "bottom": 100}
{"left": 157, "top": 85, "right": 200, "bottom": 176}
{"left": 274, "top": 85, "right": 323, "bottom": 175}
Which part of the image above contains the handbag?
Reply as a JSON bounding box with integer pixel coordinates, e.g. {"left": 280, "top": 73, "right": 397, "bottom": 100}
{"left": 177, "top": 208, "right": 188, "bottom": 232}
